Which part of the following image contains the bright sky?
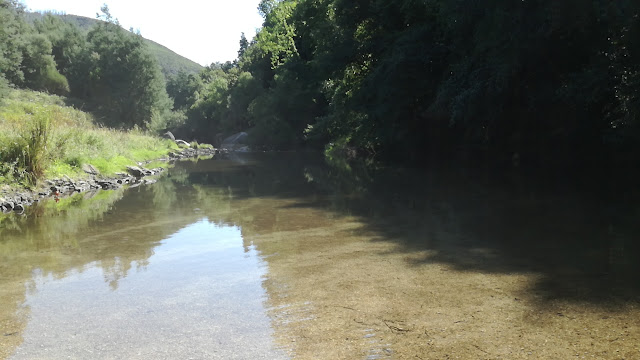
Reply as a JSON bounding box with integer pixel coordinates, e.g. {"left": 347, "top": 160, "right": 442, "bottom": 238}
{"left": 20, "top": 0, "right": 264, "bottom": 66}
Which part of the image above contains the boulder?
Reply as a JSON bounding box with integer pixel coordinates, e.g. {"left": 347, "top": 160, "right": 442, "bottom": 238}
{"left": 82, "top": 164, "right": 100, "bottom": 175}
{"left": 126, "top": 166, "right": 146, "bottom": 178}
{"left": 97, "top": 180, "right": 119, "bottom": 190}
{"left": 221, "top": 132, "right": 247, "bottom": 145}
{"left": 221, "top": 132, "right": 249, "bottom": 151}
{"left": 175, "top": 139, "right": 190, "bottom": 148}
{"left": 72, "top": 181, "right": 90, "bottom": 192}
{"left": 149, "top": 167, "right": 164, "bottom": 175}
{"left": 163, "top": 131, "right": 176, "bottom": 141}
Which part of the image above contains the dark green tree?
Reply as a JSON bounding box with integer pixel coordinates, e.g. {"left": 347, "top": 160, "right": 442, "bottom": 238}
{"left": 0, "top": 0, "right": 29, "bottom": 86}
{"left": 33, "top": 13, "right": 85, "bottom": 76}
{"left": 69, "top": 6, "right": 172, "bottom": 130}
{"left": 238, "top": 32, "right": 249, "bottom": 59}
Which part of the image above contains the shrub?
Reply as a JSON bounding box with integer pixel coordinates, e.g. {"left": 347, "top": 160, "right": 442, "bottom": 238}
{"left": 41, "top": 65, "right": 70, "bottom": 95}
{"left": 21, "top": 109, "right": 52, "bottom": 183}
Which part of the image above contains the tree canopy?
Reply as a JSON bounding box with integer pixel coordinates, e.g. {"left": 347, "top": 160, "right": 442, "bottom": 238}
{"left": 166, "top": 0, "right": 640, "bottom": 168}
{"left": 0, "top": 1, "right": 175, "bottom": 132}
{"left": 3, "top": 0, "right": 639, "bottom": 168}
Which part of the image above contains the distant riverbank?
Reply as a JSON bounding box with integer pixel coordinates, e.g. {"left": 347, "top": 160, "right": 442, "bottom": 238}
{"left": 0, "top": 89, "right": 218, "bottom": 213}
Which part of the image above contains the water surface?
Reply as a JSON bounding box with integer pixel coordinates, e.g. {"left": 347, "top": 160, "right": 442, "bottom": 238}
{"left": 1, "top": 153, "right": 639, "bottom": 359}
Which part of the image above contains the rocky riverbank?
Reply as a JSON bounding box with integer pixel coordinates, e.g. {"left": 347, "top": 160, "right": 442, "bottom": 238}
{"left": 0, "top": 147, "right": 220, "bottom": 214}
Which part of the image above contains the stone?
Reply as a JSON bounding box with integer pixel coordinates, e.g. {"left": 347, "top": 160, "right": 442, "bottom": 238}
{"left": 126, "top": 166, "right": 146, "bottom": 178}
{"left": 221, "top": 132, "right": 249, "bottom": 151}
{"left": 97, "top": 180, "right": 118, "bottom": 190}
{"left": 175, "top": 139, "right": 191, "bottom": 148}
{"left": 13, "top": 204, "right": 24, "bottom": 213}
{"left": 129, "top": 182, "right": 142, "bottom": 189}
{"left": 72, "top": 181, "right": 90, "bottom": 192}
{"left": 163, "top": 131, "right": 176, "bottom": 141}
{"left": 82, "top": 164, "right": 100, "bottom": 175}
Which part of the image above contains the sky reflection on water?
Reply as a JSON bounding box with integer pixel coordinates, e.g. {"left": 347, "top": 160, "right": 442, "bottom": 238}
{"left": 1, "top": 153, "right": 639, "bottom": 359}
{"left": 10, "top": 219, "right": 287, "bottom": 360}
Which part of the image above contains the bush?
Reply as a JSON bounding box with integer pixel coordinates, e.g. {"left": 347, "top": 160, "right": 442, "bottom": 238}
{"left": 41, "top": 64, "right": 70, "bottom": 95}
{"left": 0, "top": 107, "right": 51, "bottom": 185}
{"left": 0, "top": 75, "right": 9, "bottom": 104}
{"left": 1, "top": 89, "right": 179, "bottom": 185}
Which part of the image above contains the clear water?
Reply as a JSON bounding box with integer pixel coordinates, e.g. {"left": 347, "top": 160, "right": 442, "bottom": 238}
{"left": 1, "top": 153, "right": 639, "bottom": 359}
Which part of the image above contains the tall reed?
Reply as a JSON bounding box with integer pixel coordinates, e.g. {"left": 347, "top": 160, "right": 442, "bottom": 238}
{"left": 21, "top": 109, "right": 52, "bottom": 183}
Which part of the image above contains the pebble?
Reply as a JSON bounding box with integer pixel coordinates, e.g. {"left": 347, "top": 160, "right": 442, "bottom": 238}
{"left": 0, "top": 148, "right": 216, "bottom": 214}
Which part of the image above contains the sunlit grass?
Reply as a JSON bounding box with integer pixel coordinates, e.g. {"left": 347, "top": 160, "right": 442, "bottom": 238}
{"left": 0, "top": 89, "right": 177, "bottom": 187}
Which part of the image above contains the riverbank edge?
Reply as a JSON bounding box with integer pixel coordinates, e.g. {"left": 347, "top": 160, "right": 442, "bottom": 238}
{"left": 0, "top": 147, "right": 221, "bottom": 214}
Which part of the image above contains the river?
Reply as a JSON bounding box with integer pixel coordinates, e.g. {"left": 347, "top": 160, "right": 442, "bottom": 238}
{"left": 1, "top": 152, "right": 639, "bottom": 359}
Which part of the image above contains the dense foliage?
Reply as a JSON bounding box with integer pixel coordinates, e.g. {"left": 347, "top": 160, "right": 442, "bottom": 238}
{"left": 25, "top": 12, "right": 204, "bottom": 78}
{"left": 168, "top": 0, "right": 640, "bottom": 168}
{"left": 0, "top": 1, "right": 175, "bottom": 131}
{"left": 4, "top": 0, "right": 640, "bottom": 168}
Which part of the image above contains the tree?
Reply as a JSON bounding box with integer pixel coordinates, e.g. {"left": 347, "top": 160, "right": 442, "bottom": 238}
{"left": 238, "top": 32, "right": 249, "bottom": 59}
{"left": 68, "top": 6, "right": 172, "bottom": 130}
{"left": 0, "top": 1, "right": 69, "bottom": 94}
{"left": 178, "top": 0, "right": 640, "bottom": 165}
{"left": 0, "top": 0, "right": 30, "bottom": 86}
{"left": 258, "top": 0, "right": 279, "bottom": 18}
{"left": 19, "top": 33, "right": 69, "bottom": 94}
{"left": 33, "top": 13, "right": 85, "bottom": 76}
{"left": 167, "top": 71, "right": 202, "bottom": 111}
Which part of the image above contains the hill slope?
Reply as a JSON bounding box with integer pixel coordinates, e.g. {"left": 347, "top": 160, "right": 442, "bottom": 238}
{"left": 25, "top": 12, "right": 203, "bottom": 78}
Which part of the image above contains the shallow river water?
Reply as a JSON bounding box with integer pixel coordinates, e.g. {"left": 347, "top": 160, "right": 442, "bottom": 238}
{"left": 1, "top": 153, "right": 639, "bottom": 359}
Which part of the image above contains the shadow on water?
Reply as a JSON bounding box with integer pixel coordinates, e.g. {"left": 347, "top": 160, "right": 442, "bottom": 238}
{"left": 170, "top": 152, "right": 640, "bottom": 305}
{"left": 1, "top": 152, "right": 637, "bottom": 338}
{"left": 1, "top": 151, "right": 638, "bottom": 358}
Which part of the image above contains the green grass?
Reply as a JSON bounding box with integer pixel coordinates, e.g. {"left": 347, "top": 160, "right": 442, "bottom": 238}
{"left": 0, "top": 89, "right": 179, "bottom": 187}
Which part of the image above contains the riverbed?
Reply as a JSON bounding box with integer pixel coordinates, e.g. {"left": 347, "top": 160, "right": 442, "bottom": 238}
{"left": 1, "top": 153, "right": 638, "bottom": 359}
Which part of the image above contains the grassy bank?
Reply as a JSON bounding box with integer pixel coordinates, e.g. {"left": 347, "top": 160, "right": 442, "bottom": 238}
{"left": 0, "top": 89, "right": 179, "bottom": 187}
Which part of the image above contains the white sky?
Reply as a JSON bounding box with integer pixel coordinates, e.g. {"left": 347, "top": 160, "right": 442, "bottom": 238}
{"left": 20, "top": 0, "right": 264, "bottom": 66}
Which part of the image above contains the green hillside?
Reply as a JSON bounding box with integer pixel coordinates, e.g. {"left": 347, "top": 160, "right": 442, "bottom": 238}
{"left": 25, "top": 12, "right": 203, "bottom": 78}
